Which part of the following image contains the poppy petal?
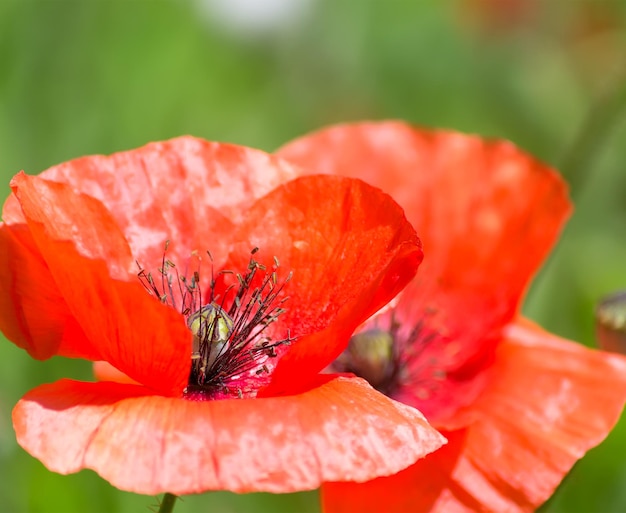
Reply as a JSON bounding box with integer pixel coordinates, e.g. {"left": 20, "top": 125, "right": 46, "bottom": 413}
{"left": 278, "top": 121, "right": 571, "bottom": 323}
{"left": 10, "top": 173, "right": 190, "bottom": 395}
{"left": 226, "top": 175, "right": 423, "bottom": 394}
{"left": 93, "top": 361, "right": 139, "bottom": 385}
{"left": 13, "top": 376, "right": 446, "bottom": 495}
{"left": 442, "top": 319, "right": 626, "bottom": 512}
{"left": 0, "top": 222, "right": 97, "bottom": 360}
{"left": 279, "top": 122, "right": 573, "bottom": 422}
{"left": 11, "top": 171, "right": 135, "bottom": 279}
{"left": 2, "top": 191, "right": 26, "bottom": 223}
{"left": 29, "top": 137, "right": 299, "bottom": 269}
{"left": 323, "top": 320, "right": 626, "bottom": 512}
{"left": 321, "top": 430, "right": 477, "bottom": 513}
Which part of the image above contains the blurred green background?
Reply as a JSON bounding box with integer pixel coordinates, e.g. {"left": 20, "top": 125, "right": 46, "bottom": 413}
{"left": 1, "top": 0, "right": 626, "bottom": 511}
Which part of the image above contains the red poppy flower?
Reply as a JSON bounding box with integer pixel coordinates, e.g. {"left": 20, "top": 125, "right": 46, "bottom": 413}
{"left": 0, "top": 137, "right": 447, "bottom": 495}
{"left": 278, "top": 121, "right": 626, "bottom": 512}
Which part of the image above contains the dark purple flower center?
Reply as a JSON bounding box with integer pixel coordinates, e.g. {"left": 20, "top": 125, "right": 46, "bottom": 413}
{"left": 332, "top": 313, "right": 448, "bottom": 402}
{"left": 137, "top": 244, "right": 294, "bottom": 400}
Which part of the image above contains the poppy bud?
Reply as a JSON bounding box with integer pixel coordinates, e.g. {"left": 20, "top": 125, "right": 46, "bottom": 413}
{"left": 596, "top": 290, "right": 626, "bottom": 354}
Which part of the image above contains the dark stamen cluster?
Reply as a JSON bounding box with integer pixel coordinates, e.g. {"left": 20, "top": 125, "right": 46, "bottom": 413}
{"left": 137, "top": 244, "right": 294, "bottom": 399}
{"left": 333, "top": 311, "right": 447, "bottom": 400}
{"left": 393, "top": 316, "right": 448, "bottom": 400}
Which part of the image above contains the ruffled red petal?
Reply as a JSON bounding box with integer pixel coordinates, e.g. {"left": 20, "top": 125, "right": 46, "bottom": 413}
{"left": 279, "top": 121, "right": 572, "bottom": 422}
{"left": 17, "top": 137, "right": 299, "bottom": 270}
{"left": 444, "top": 320, "right": 626, "bottom": 512}
{"left": 0, "top": 222, "right": 96, "bottom": 359}
{"left": 10, "top": 173, "right": 190, "bottom": 395}
{"left": 322, "top": 319, "right": 626, "bottom": 513}
{"left": 93, "top": 361, "right": 140, "bottom": 385}
{"left": 13, "top": 377, "right": 445, "bottom": 495}
{"left": 321, "top": 430, "right": 474, "bottom": 513}
{"left": 6, "top": 168, "right": 420, "bottom": 396}
{"left": 278, "top": 121, "right": 571, "bottom": 321}
{"left": 224, "top": 175, "right": 422, "bottom": 394}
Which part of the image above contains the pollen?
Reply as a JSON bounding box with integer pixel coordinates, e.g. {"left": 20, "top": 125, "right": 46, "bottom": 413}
{"left": 137, "top": 244, "right": 294, "bottom": 400}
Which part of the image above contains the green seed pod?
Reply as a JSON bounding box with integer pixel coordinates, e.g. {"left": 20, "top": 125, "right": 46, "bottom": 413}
{"left": 339, "top": 329, "right": 395, "bottom": 389}
{"left": 188, "top": 303, "right": 234, "bottom": 369}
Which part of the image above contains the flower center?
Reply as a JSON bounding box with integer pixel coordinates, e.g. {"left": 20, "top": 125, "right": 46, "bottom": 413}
{"left": 333, "top": 329, "right": 398, "bottom": 394}
{"left": 187, "top": 303, "right": 234, "bottom": 385}
{"left": 137, "top": 245, "right": 294, "bottom": 400}
{"left": 332, "top": 314, "right": 448, "bottom": 401}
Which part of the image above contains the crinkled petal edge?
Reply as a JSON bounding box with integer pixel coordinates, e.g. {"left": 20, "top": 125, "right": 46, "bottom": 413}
{"left": 13, "top": 376, "right": 445, "bottom": 495}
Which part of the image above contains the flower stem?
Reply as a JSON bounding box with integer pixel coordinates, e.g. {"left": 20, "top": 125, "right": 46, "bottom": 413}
{"left": 158, "top": 493, "right": 178, "bottom": 513}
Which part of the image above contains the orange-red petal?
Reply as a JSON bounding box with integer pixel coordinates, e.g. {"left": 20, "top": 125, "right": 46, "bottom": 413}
{"left": 13, "top": 376, "right": 445, "bottom": 495}
{"left": 278, "top": 121, "right": 571, "bottom": 322}
{"left": 93, "top": 361, "right": 140, "bottom": 385}
{"left": 19, "top": 137, "right": 299, "bottom": 270}
{"left": 10, "top": 173, "right": 190, "bottom": 395}
{"left": 446, "top": 320, "right": 626, "bottom": 512}
{"left": 323, "top": 319, "right": 626, "bottom": 513}
{"left": 5, "top": 168, "right": 421, "bottom": 395}
{"left": 225, "top": 175, "right": 423, "bottom": 394}
{"left": 0, "top": 222, "right": 96, "bottom": 360}
{"left": 279, "top": 121, "right": 573, "bottom": 422}
{"left": 322, "top": 430, "right": 476, "bottom": 513}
